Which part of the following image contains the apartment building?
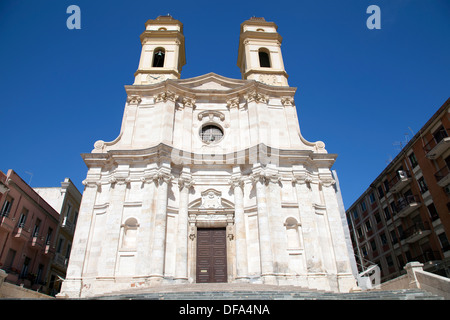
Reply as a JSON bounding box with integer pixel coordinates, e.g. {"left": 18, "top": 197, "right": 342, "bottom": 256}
{"left": 346, "top": 97, "right": 450, "bottom": 282}
{"left": 0, "top": 170, "right": 60, "bottom": 293}
{"left": 34, "top": 178, "right": 81, "bottom": 296}
{"left": 0, "top": 170, "right": 81, "bottom": 296}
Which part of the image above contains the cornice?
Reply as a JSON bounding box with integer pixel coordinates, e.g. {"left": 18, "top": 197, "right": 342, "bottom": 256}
{"left": 124, "top": 73, "right": 296, "bottom": 102}
{"left": 81, "top": 143, "right": 336, "bottom": 168}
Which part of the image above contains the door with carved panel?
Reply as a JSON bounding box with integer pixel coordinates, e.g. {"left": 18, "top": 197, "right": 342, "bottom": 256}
{"left": 196, "top": 228, "right": 227, "bottom": 283}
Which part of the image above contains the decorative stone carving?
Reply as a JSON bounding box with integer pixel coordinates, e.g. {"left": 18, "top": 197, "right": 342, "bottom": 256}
{"left": 197, "top": 110, "right": 225, "bottom": 122}
{"left": 281, "top": 96, "right": 294, "bottom": 107}
{"left": 154, "top": 91, "right": 179, "bottom": 103}
{"left": 226, "top": 97, "right": 240, "bottom": 109}
{"left": 245, "top": 90, "right": 268, "bottom": 104}
{"left": 182, "top": 96, "right": 196, "bottom": 109}
{"left": 127, "top": 95, "right": 142, "bottom": 105}
{"left": 199, "top": 189, "right": 223, "bottom": 209}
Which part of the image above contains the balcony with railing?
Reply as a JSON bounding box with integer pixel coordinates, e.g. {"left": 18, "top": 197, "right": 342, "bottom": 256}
{"left": 395, "top": 195, "right": 421, "bottom": 218}
{"left": 388, "top": 170, "right": 411, "bottom": 193}
{"left": 13, "top": 223, "right": 31, "bottom": 242}
{"left": 424, "top": 128, "right": 450, "bottom": 159}
{"left": 0, "top": 213, "right": 15, "bottom": 233}
{"left": 410, "top": 250, "right": 441, "bottom": 264}
{"left": 435, "top": 165, "right": 450, "bottom": 187}
{"left": 404, "top": 221, "right": 431, "bottom": 244}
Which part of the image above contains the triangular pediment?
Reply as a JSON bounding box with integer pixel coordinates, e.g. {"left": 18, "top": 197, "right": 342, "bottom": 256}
{"left": 173, "top": 72, "right": 249, "bottom": 92}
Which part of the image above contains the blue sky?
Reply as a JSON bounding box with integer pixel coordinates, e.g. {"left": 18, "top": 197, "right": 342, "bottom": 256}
{"left": 0, "top": 0, "right": 449, "bottom": 209}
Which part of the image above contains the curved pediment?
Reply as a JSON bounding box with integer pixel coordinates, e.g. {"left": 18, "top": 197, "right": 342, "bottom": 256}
{"left": 188, "top": 188, "right": 234, "bottom": 210}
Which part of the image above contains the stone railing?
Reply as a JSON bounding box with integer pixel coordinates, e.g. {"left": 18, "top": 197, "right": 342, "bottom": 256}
{"left": 375, "top": 262, "right": 450, "bottom": 300}
{"left": 0, "top": 269, "right": 53, "bottom": 299}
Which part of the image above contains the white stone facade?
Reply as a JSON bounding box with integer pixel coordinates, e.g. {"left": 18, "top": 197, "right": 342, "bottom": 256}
{"left": 59, "top": 16, "right": 357, "bottom": 298}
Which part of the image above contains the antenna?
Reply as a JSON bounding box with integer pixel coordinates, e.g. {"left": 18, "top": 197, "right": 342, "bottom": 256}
{"left": 24, "top": 171, "right": 33, "bottom": 186}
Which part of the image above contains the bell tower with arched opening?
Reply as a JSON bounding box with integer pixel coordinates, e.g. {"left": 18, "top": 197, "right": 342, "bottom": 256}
{"left": 237, "top": 17, "right": 289, "bottom": 86}
{"left": 133, "top": 15, "right": 186, "bottom": 85}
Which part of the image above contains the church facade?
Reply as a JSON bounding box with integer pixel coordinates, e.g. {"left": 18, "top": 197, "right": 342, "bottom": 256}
{"left": 59, "top": 16, "right": 357, "bottom": 298}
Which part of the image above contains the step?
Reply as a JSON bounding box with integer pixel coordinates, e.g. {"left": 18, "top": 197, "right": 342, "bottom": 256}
{"left": 91, "top": 283, "right": 444, "bottom": 300}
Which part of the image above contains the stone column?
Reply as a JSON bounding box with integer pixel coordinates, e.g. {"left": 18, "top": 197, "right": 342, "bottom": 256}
{"left": 292, "top": 171, "right": 324, "bottom": 274}
{"left": 266, "top": 168, "right": 289, "bottom": 276}
{"left": 319, "top": 171, "right": 357, "bottom": 292}
{"left": 137, "top": 171, "right": 157, "bottom": 276}
{"left": 229, "top": 169, "right": 248, "bottom": 282}
{"left": 174, "top": 168, "right": 193, "bottom": 283}
{"left": 149, "top": 163, "right": 172, "bottom": 283}
{"left": 251, "top": 165, "right": 275, "bottom": 284}
{"left": 98, "top": 175, "right": 129, "bottom": 278}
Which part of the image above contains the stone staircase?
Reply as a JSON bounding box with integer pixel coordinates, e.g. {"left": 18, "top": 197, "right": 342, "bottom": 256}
{"left": 92, "top": 283, "right": 444, "bottom": 300}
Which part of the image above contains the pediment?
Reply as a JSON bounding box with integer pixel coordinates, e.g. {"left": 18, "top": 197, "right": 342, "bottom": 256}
{"left": 173, "top": 72, "right": 249, "bottom": 92}
{"left": 188, "top": 188, "right": 234, "bottom": 209}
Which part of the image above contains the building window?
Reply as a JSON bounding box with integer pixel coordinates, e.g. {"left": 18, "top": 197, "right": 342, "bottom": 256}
{"left": 365, "top": 219, "right": 372, "bottom": 232}
{"left": 383, "top": 179, "right": 390, "bottom": 193}
{"left": 200, "top": 124, "right": 224, "bottom": 143}
{"left": 383, "top": 207, "right": 391, "bottom": 220}
{"left": 380, "top": 232, "right": 387, "bottom": 245}
{"left": 152, "top": 48, "right": 165, "bottom": 67}
{"left": 17, "top": 209, "right": 28, "bottom": 228}
{"left": 56, "top": 238, "right": 64, "bottom": 254}
{"left": 386, "top": 255, "right": 394, "bottom": 267}
{"left": 374, "top": 212, "right": 382, "bottom": 224}
{"left": 369, "top": 192, "right": 376, "bottom": 204}
{"left": 438, "top": 233, "right": 450, "bottom": 252}
{"left": 390, "top": 230, "right": 398, "bottom": 244}
{"left": 417, "top": 177, "right": 428, "bottom": 193}
{"left": 362, "top": 245, "right": 368, "bottom": 257}
{"left": 258, "top": 48, "right": 271, "bottom": 67}
{"left": 409, "top": 152, "right": 418, "bottom": 168}
{"left": 433, "top": 125, "right": 448, "bottom": 143}
{"left": 32, "top": 219, "right": 41, "bottom": 237}
{"left": 427, "top": 203, "right": 439, "bottom": 221}
{"left": 1, "top": 196, "right": 14, "bottom": 217}
{"left": 370, "top": 239, "right": 377, "bottom": 252}
{"left": 377, "top": 186, "right": 384, "bottom": 198}
{"left": 357, "top": 227, "right": 363, "bottom": 238}
{"left": 361, "top": 201, "right": 367, "bottom": 212}
{"left": 352, "top": 208, "right": 359, "bottom": 219}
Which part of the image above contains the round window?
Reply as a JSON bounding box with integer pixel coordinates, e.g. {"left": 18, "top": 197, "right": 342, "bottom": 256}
{"left": 200, "top": 125, "right": 224, "bottom": 143}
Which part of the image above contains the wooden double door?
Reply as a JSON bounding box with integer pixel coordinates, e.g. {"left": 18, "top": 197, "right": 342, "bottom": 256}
{"left": 196, "top": 228, "right": 227, "bottom": 283}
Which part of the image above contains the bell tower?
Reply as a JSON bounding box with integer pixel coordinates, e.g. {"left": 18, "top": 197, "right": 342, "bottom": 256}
{"left": 133, "top": 15, "right": 186, "bottom": 85}
{"left": 237, "top": 17, "right": 289, "bottom": 86}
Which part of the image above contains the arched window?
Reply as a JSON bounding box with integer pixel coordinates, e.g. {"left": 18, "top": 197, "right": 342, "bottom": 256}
{"left": 258, "top": 48, "right": 271, "bottom": 68}
{"left": 121, "top": 217, "right": 139, "bottom": 249}
{"left": 152, "top": 48, "right": 165, "bottom": 67}
{"left": 200, "top": 124, "right": 224, "bottom": 143}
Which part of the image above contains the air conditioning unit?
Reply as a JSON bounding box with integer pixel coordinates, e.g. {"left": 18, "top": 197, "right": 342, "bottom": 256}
{"left": 398, "top": 170, "right": 407, "bottom": 179}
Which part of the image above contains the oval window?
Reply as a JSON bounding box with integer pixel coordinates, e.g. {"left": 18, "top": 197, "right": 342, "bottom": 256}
{"left": 200, "top": 125, "right": 224, "bottom": 143}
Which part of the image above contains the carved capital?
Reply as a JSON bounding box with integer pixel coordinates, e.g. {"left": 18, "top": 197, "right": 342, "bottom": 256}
{"left": 178, "top": 175, "right": 194, "bottom": 191}
{"left": 281, "top": 96, "right": 294, "bottom": 107}
{"left": 127, "top": 95, "right": 142, "bottom": 105}
{"left": 226, "top": 97, "right": 240, "bottom": 109}
{"left": 181, "top": 96, "right": 196, "bottom": 109}
{"left": 245, "top": 90, "right": 268, "bottom": 104}
{"left": 229, "top": 175, "right": 244, "bottom": 189}
{"left": 154, "top": 91, "right": 179, "bottom": 103}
